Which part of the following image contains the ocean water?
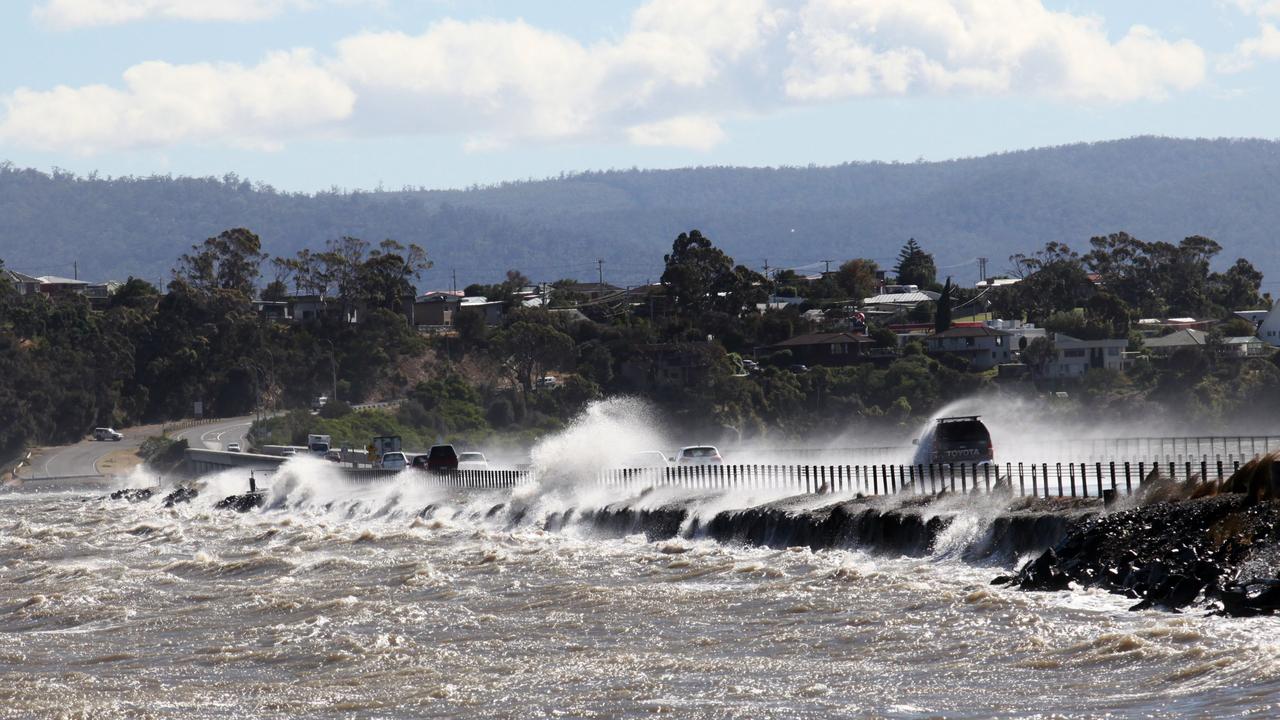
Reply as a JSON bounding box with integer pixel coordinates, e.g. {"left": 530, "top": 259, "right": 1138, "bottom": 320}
{"left": 3, "top": 462, "right": 1280, "bottom": 719}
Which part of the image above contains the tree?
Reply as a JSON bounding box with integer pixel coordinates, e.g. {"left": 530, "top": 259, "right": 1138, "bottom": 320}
{"left": 895, "top": 239, "right": 936, "bottom": 287}
{"left": 494, "top": 320, "right": 575, "bottom": 393}
{"left": 996, "top": 242, "right": 1095, "bottom": 323}
{"left": 835, "top": 259, "right": 879, "bottom": 300}
{"left": 934, "top": 277, "right": 953, "bottom": 334}
{"left": 661, "top": 230, "right": 767, "bottom": 317}
{"left": 1209, "top": 258, "right": 1265, "bottom": 311}
{"left": 173, "top": 228, "right": 266, "bottom": 298}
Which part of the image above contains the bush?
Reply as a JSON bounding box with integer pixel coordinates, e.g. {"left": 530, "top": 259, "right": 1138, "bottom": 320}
{"left": 139, "top": 435, "right": 188, "bottom": 468}
{"left": 319, "top": 399, "right": 353, "bottom": 419}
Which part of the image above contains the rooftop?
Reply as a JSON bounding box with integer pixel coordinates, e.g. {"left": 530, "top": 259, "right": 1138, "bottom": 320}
{"left": 770, "top": 332, "right": 874, "bottom": 348}
{"left": 931, "top": 326, "right": 1012, "bottom": 339}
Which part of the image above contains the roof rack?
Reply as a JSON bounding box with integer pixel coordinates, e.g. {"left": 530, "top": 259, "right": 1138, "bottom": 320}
{"left": 936, "top": 415, "right": 981, "bottom": 422}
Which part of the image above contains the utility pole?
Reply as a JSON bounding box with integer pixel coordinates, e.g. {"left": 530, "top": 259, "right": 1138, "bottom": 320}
{"left": 822, "top": 259, "right": 833, "bottom": 274}
{"left": 597, "top": 259, "right": 604, "bottom": 286}
{"left": 762, "top": 259, "right": 770, "bottom": 278}
{"left": 978, "top": 257, "right": 989, "bottom": 282}
{"left": 73, "top": 260, "right": 78, "bottom": 280}
{"left": 451, "top": 269, "right": 457, "bottom": 294}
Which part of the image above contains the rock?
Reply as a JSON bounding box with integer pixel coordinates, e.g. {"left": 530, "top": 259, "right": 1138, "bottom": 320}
{"left": 1006, "top": 495, "right": 1280, "bottom": 614}
{"left": 214, "top": 492, "right": 264, "bottom": 513}
{"left": 162, "top": 486, "right": 198, "bottom": 507}
{"left": 108, "top": 488, "right": 154, "bottom": 503}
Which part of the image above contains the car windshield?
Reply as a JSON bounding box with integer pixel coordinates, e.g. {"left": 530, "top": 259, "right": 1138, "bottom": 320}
{"left": 459, "top": 453, "right": 484, "bottom": 461}
{"left": 936, "top": 421, "right": 989, "bottom": 443}
{"left": 682, "top": 447, "right": 717, "bottom": 457}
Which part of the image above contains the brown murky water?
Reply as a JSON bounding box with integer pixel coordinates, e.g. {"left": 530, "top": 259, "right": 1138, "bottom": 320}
{"left": 3, "top": 464, "right": 1280, "bottom": 719}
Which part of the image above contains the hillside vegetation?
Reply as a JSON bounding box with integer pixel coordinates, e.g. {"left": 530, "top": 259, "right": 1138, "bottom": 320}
{"left": 3, "top": 137, "right": 1280, "bottom": 286}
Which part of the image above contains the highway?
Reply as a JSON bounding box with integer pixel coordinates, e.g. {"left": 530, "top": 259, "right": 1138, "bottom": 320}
{"left": 18, "top": 416, "right": 254, "bottom": 481}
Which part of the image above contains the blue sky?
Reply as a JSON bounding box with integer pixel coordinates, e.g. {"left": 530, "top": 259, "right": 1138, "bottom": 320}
{"left": 1, "top": 1, "right": 1278, "bottom": 192}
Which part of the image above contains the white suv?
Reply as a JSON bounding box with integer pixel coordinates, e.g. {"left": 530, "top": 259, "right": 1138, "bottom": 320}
{"left": 93, "top": 427, "right": 123, "bottom": 441}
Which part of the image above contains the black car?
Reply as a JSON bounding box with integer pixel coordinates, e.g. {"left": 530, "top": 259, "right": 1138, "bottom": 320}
{"left": 414, "top": 444, "right": 458, "bottom": 472}
{"left": 912, "top": 416, "right": 994, "bottom": 465}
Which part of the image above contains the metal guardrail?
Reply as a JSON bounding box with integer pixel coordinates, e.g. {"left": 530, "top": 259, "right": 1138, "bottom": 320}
{"left": 329, "top": 453, "right": 1257, "bottom": 499}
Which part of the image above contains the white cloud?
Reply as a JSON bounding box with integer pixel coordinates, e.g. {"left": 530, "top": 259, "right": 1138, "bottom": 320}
{"left": 784, "top": 0, "right": 1205, "bottom": 102}
{"left": 2, "top": 0, "right": 1208, "bottom": 154}
{"left": 1220, "top": 22, "right": 1280, "bottom": 72}
{"left": 0, "top": 50, "right": 354, "bottom": 152}
{"left": 31, "top": 0, "right": 359, "bottom": 28}
{"left": 1227, "top": 0, "right": 1280, "bottom": 20}
{"left": 1221, "top": 1, "right": 1280, "bottom": 72}
{"left": 627, "top": 115, "right": 726, "bottom": 150}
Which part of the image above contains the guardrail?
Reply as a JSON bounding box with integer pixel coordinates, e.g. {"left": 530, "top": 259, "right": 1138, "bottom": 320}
{"left": 330, "top": 454, "right": 1255, "bottom": 499}
{"left": 598, "top": 457, "right": 1252, "bottom": 498}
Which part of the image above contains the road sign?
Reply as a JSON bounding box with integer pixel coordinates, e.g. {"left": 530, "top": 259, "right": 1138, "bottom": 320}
{"left": 194, "top": 401, "right": 203, "bottom": 419}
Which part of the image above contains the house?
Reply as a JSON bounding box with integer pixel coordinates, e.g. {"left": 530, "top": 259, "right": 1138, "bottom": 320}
{"left": 1041, "top": 334, "right": 1130, "bottom": 378}
{"left": 411, "top": 291, "right": 463, "bottom": 327}
{"left": 289, "top": 295, "right": 360, "bottom": 324}
{"left": 1143, "top": 328, "right": 1207, "bottom": 356}
{"left": 764, "top": 332, "right": 875, "bottom": 367}
{"left": 927, "top": 326, "right": 1013, "bottom": 370}
{"left": 3, "top": 270, "right": 43, "bottom": 295}
{"left": 1256, "top": 300, "right": 1280, "bottom": 347}
{"left": 253, "top": 300, "right": 292, "bottom": 322}
{"left": 862, "top": 286, "right": 939, "bottom": 321}
{"left": 984, "top": 319, "right": 1046, "bottom": 350}
{"left": 1221, "top": 336, "right": 1273, "bottom": 359}
{"left": 82, "top": 281, "right": 120, "bottom": 307}
{"left": 459, "top": 296, "right": 505, "bottom": 325}
{"left": 36, "top": 275, "right": 89, "bottom": 297}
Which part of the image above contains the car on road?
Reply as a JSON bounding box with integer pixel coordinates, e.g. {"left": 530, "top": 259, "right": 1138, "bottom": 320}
{"left": 281, "top": 448, "right": 297, "bottom": 457}
{"left": 676, "top": 446, "right": 724, "bottom": 466}
{"left": 416, "top": 444, "right": 459, "bottom": 472}
{"left": 324, "top": 450, "right": 342, "bottom": 463}
{"left": 458, "top": 452, "right": 489, "bottom": 470}
{"left": 379, "top": 451, "right": 408, "bottom": 471}
{"left": 226, "top": 442, "right": 241, "bottom": 453}
{"left": 93, "top": 427, "right": 123, "bottom": 441}
{"left": 912, "top": 416, "right": 995, "bottom": 466}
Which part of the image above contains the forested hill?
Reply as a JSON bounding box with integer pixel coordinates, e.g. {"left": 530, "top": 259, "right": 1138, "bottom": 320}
{"left": 3, "top": 136, "right": 1280, "bottom": 288}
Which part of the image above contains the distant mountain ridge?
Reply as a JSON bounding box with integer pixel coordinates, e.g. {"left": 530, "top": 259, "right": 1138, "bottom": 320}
{"left": 2, "top": 136, "right": 1279, "bottom": 290}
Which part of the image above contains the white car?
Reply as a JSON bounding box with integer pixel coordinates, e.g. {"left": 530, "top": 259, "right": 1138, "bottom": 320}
{"left": 676, "top": 445, "right": 723, "bottom": 466}
{"left": 226, "top": 442, "right": 241, "bottom": 453}
{"left": 379, "top": 451, "right": 407, "bottom": 471}
{"left": 457, "top": 452, "right": 489, "bottom": 470}
{"left": 93, "top": 427, "right": 123, "bottom": 441}
{"left": 281, "top": 448, "right": 297, "bottom": 457}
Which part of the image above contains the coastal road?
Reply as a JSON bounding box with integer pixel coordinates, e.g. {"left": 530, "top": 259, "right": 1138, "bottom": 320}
{"left": 20, "top": 416, "right": 254, "bottom": 481}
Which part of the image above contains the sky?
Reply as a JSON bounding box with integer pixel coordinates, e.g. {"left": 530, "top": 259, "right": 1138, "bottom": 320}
{"left": 1, "top": 1, "right": 1279, "bottom": 192}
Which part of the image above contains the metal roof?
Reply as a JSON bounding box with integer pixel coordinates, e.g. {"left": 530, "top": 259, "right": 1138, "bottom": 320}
{"left": 863, "top": 291, "right": 939, "bottom": 305}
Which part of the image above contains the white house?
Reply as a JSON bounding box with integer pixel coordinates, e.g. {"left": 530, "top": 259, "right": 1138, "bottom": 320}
{"left": 1042, "top": 334, "right": 1131, "bottom": 378}
{"left": 1257, "top": 300, "right": 1280, "bottom": 347}
{"left": 927, "top": 326, "right": 1013, "bottom": 370}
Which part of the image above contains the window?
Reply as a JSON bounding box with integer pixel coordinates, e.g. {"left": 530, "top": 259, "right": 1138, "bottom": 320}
{"left": 1063, "top": 349, "right": 1085, "bottom": 358}
{"left": 830, "top": 343, "right": 848, "bottom": 355}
